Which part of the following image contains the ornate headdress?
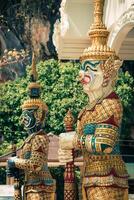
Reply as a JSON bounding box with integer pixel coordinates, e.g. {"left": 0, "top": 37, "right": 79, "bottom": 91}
{"left": 80, "top": 0, "right": 122, "bottom": 86}
{"left": 21, "top": 53, "right": 48, "bottom": 119}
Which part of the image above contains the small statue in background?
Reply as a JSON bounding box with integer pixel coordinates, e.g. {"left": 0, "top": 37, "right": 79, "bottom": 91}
{"left": 7, "top": 53, "right": 55, "bottom": 200}
{"left": 59, "top": 0, "right": 128, "bottom": 199}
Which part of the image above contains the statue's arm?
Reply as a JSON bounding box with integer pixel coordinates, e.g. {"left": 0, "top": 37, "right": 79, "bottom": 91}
{"left": 83, "top": 124, "right": 118, "bottom": 153}
{"left": 78, "top": 99, "right": 121, "bottom": 154}
{"left": 14, "top": 135, "right": 47, "bottom": 172}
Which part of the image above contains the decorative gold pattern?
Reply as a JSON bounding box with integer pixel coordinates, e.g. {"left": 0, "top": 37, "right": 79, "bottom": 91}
{"left": 80, "top": 0, "right": 116, "bottom": 61}
{"left": 80, "top": 124, "right": 118, "bottom": 153}
{"left": 85, "top": 135, "right": 92, "bottom": 152}
{"left": 83, "top": 176, "right": 128, "bottom": 187}
{"left": 26, "top": 192, "right": 55, "bottom": 200}
{"left": 77, "top": 98, "right": 122, "bottom": 136}
{"left": 64, "top": 109, "right": 74, "bottom": 132}
{"left": 15, "top": 134, "right": 48, "bottom": 171}
{"left": 84, "top": 155, "right": 128, "bottom": 179}
{"left": 21, "top": 99, "right": 48, "bottom": 113}
{"left": 64, "top": 190, "right": 76, "bottom": 200}
{"left": 28, "top": 82, "right": 40, "bottom": 89}
{"left": 14, "top": 130, "right": 55, "bottom": 198}
{"left": 76, "top": 95, "right": 128, "bottom": 191}
{"left": 95, "top": 125, "right": 118, "bottom": 151}
{"left": 85, "top": 186, "right": 128, "bottom": 200}
{"left": 25, "top": 184, "right": 56, "bottom": 193}
{"left": 64, "top": 183, "right": 76, "bottom": 191}
{"left": 64, "top": 182, "right": 76, "bottom": 200}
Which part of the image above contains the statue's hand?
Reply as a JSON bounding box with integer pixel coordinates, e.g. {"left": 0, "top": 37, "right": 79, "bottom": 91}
{"left": 58, "top": 131, "right": 79, "bottom": 164}
{"left": 6, "top": 167, "right": 20, "bottom": 178}
{"left": 7, "top": 157, "right": 20, "bottom": 178}
{"left": 59, "top": 131, "right": 76, "bottom": 150}
{"left": 58, "top": 148, "right": 73, "bottom": 165}
{"left": 6, "top": 167, "right": 14, "bottom": 177}
{"left": 7, "top": 157, "right": 16, "bottom": 168}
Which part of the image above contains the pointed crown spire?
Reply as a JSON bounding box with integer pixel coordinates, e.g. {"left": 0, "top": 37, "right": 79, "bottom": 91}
{"left": 80, "top": 0, "right": 117, "bottom": 61}
{"left": 21, "top": 52, "right": 48, "bottom": 115}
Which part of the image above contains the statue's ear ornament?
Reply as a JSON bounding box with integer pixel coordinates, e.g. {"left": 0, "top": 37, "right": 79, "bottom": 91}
{"left": 101, "top": 56, "right": 123, "bottom": 87}
{"left": 114, "top": 59, "right": 123, "bottom": 71}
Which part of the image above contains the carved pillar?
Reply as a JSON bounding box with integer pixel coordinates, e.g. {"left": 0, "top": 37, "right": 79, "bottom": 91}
{"left": 64, "top": 110, "right": 76, "bottom": 200}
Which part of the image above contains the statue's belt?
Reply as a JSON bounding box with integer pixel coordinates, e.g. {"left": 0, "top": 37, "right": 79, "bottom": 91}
{"left": 84, "top": 154, "right": 121, "bottom": 161}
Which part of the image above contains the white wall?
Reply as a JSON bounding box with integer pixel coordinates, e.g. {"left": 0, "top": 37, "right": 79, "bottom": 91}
{"left": 104, "top": 0, "right": 134, "bottom": 29}
{"left": 54, "top": 0, "right": 134, "bottom": 60}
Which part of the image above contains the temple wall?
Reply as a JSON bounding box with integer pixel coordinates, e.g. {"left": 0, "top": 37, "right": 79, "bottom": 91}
{"left": 54, "top": 0, "right": 134, "bottom": 60}
{"left": 104, "top": 0, "right": 134, "bottom": 29}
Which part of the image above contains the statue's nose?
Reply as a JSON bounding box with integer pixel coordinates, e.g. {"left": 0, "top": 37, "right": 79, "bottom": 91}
{"left": 79, "top": 70, "right": 84, "bottom": 81}
{"left": 20, "top": 115, "right": 25, "bottom": 124}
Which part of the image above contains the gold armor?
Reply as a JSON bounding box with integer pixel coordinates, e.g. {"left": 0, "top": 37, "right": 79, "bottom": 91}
{"left": 15, "top": 130, "right": 55, "bottom": 199}
{"left": 77, "top": 95, "right": 128, "bottom": 189}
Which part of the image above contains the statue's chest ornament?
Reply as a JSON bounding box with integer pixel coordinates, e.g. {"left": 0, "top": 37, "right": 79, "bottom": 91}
{"left": 19, "top": 134, "right": 34, "bottom": 159}
{"left": 21, "top": 143, "right": 32, "bottom": 159}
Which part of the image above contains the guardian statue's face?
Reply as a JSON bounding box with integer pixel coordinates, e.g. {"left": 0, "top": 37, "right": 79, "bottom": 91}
{"left": 79, "top": 60, "right": 104, "bottom": 94}
{"left": 20, "top": 109, "right": 36, "bottom": 131}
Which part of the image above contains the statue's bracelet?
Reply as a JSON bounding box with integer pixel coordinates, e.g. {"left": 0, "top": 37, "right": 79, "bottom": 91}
{"left": 73, "top": 134, "right": 87, "bottom": 149}
{"left": 80, "top": 135, "right": 86, "bottom": 148}
{"left": 77, "top": 136, "right": 82, "bottom": 149}
{"left": 73, "top": 134, "right": 81, "bottom": 149}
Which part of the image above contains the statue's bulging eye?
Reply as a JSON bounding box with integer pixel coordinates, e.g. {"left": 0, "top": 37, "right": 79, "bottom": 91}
{"left": 82, "top": 60, "right": 100, "bottom": 72}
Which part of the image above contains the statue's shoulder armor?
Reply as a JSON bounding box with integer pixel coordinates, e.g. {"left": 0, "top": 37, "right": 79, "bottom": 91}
{"left": 77, "top": 92, "right": 122, "bottom": 128}
{"left": 78, "top": 107, "right": 87, "bottom": 120}
{"left": 20, "top": 130, "right": 46, "bottom": 148}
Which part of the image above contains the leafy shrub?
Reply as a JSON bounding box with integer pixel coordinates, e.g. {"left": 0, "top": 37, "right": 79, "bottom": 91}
{"left": 0, "top": 60, "right": 133, "bottom": 143}
{"left": 116, "top": 71, "right": 134, "bottom": 139}
{"left": 0, "top": 59, "right": 87, "bottom": 143}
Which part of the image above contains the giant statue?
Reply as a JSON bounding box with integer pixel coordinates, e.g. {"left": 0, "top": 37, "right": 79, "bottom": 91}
{"left": 59, "top": 0, "right": 128, "bottom": 199}
{"left": 7, "top": 54, "right": 55, "bottom": 200}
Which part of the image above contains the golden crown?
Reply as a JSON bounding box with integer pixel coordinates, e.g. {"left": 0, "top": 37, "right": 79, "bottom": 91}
{"left": 21, "top": 52, "right": 48, "bottom": 114}
{"left": 80, "top": 0, "right": 122, "bottom": 84}
{"left": 21, "top": 99, "right": 48, "bottom": 112}
{"left": 80, "top": 0, "right": 116, "bottom": 61}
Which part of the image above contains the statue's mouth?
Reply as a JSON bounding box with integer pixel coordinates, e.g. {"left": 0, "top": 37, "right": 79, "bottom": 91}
{"left": 81, "top": 75, "right": 91, "bottom": 85}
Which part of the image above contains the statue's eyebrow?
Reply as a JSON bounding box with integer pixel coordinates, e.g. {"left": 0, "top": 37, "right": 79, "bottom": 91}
{"left": 88, "top": 61, "right": 100, "bottom": 67}
{"left": 81, "top": 61, "right": 100, "bottom": 71}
